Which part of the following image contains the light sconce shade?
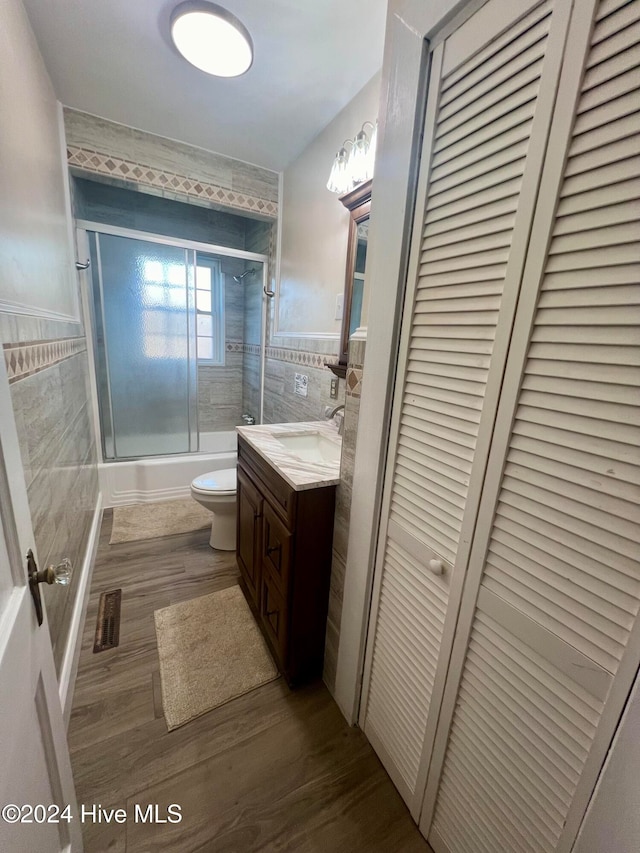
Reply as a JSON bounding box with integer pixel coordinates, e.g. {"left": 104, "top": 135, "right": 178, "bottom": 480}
{"left": 171, "top": 1, "right": 253, "bottom": 77}
{"left": 326, "top": 144, "right": 353, "bottom": 194}
{"left": 327, "top": 120, "right": 377, "bottom": 194}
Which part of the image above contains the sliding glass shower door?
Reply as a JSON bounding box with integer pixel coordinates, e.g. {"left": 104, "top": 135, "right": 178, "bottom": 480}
{"left": 89, "top": 232, "right": 197, "bottom": 459}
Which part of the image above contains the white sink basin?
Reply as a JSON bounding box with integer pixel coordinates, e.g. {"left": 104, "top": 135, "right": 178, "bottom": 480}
{"left": 274, "top": 432, "right": 341, "bottom": 465}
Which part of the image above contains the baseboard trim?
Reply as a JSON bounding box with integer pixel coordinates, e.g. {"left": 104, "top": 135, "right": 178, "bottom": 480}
{"left": 59, "top": 493, "right": 103, "bottom": 727}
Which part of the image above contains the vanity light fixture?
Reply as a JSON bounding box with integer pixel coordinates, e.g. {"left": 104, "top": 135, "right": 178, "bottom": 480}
{"left": 326, "top": 142, "right": 353, "bottom": 194}
{"left": 326, "top": 120, "right": 377, "bottom": 194}
{"left": 170, "top": 1, "right": 253, "bottom": 77}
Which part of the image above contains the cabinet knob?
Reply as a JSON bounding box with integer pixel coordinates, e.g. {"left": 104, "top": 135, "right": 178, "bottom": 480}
{"left": 267, "top": 544, "right": 281, "bottom": 556}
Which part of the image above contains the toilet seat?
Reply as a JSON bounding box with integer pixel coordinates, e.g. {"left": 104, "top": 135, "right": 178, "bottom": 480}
{"left": 191, "top": 468, "right": 237, "bottom": 496}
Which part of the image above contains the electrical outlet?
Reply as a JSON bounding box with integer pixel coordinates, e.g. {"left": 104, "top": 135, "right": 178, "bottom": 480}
{"left": 335, "top": 293, "right": 344, "bottom": 321}
{"left": 330, "top": 377, "right": 338, "bottom": 399}
{"left": 294, "top": 373, "right": 308, "bottom": 397}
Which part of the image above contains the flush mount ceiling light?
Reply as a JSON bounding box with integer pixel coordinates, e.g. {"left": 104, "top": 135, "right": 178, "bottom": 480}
{"left": 170, "top": 1, "right": 253, "bottom": 77}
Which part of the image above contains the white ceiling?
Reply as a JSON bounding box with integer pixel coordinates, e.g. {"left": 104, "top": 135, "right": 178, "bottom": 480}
{"left": 22, "top": 0, "right": 387, "bottom": 172}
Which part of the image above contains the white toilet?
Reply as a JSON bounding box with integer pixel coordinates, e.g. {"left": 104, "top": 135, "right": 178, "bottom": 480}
{"left": 190, "top": 468, "right": 237, "bottom": 551}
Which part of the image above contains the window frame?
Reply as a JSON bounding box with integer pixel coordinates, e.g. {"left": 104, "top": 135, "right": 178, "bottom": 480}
{"left": 195, "top": 258, "right": 225, "bottom": 366}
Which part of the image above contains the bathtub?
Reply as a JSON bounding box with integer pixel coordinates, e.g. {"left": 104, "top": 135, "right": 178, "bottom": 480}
{"left": 98, "top": 431, "right": 237, "bottom": 507}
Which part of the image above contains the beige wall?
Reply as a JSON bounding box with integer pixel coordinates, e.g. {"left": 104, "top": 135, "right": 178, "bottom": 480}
{"left": 276, "top": 73, "right": 381, "bottom": 338}
{"left": 0, "top": 0, "right": 77, "bottom": 319}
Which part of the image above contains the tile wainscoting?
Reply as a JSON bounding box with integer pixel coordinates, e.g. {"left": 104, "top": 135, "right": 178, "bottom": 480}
{"left": 263, "top": 354, "right": 343, "bottom": 425}
{"left": 3, "top": 326, "right": 99, "bottom": 674}
{"left": 324, "top": 337, "right": 365, "bottom": 694}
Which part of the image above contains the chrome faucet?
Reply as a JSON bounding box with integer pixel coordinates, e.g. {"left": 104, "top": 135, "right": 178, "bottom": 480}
{"left": 324, "top": 403, "right": 345, "bottom": 436}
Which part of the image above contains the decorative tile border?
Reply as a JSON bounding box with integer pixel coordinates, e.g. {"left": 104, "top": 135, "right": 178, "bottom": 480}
{"left": 266, "top": 347, "right": 338, "bottom": 369}
{"left": 223, "top": 341, "right": 261, "bottom": 355}
{"left": 227, "top": 342, "right": 335, "bottom": 365}
{"left": 346, "top": 367, "right": 363, "bottom": 398}
{"left": 4, "top": 337, "right": 87, "bottom": 384}
{"left": 67, "top": 146, "right": 278, "bottom": 219}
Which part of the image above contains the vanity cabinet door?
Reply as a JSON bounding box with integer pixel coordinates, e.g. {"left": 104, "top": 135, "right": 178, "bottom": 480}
{"left": 262, "top": 501, "right": 292, "bottom": 595}
{"left": 260, "top": 570, "right": 288, "bottom": 666}
{"left": 237, "top": 465, "right": 263, "bottom": 609}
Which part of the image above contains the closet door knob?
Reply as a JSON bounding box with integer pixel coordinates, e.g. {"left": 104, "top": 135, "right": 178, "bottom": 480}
{"left": 429, "top": 559, "right": 444, "bottom": 575}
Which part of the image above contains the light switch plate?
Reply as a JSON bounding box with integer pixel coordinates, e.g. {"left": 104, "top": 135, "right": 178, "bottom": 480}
{"left": 294, "top": 373, "right": 308, "bottom": 397}
{"left": 335, "top": 293, "right": 344, "bottom": 321}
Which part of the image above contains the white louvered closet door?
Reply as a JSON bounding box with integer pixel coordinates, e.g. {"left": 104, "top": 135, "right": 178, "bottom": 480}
{"left": 359, "top": 0, "right": 574, "bottom": 816}
{"left": 423, "top": 0, "right": 640, "bottom": 851}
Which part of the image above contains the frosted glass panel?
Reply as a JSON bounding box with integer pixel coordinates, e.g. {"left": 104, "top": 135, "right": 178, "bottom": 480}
{"left": 97, "top": 234, "right": 193, "bottom": 458}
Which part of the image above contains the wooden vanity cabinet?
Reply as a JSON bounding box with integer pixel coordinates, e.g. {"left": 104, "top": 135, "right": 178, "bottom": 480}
{"left": 236, "top": 435, "right": 337, "bottom": 686}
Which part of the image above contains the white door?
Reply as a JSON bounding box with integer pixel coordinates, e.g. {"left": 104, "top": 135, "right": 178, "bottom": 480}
{"left": 422, "top": 0, "right": 640, "bottom": 849}
{"left": 359, "top": 0, "right": 574, "bottom": 816}
{"left": 0, "top": 349, "right": 82, "bottom": 851}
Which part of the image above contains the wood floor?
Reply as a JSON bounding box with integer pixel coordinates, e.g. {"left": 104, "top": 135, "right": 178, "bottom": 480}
{"left": 68, "top": 510, "right": 432, "bottom": 853}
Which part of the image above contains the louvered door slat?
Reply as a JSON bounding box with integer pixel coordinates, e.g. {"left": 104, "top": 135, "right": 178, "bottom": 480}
{"left": 362, "top": 0, "right": 569, "bottom": 805}
{"left": 565, "top": 135, "right": 639, "bottom": 176}
{"left": 429, "top": 2, "right": 640, "bottom": 850}
{"left": 588, "top": 16, "right": 640, "bottom": 66}
{"left": 432, "top": 612, "right": 605, "bottom": 853}
{"left": 365, "top": 537, "right": 448, "bottom": 791}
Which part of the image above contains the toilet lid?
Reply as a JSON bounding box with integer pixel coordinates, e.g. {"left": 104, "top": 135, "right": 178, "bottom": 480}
{"left": 191, "top": 468, "right": 237, "bottom": 495}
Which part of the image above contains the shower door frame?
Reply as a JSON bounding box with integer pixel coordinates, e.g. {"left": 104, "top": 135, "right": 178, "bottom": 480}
{"left": 77, "top": 221, "right": 269, "bottom": 463}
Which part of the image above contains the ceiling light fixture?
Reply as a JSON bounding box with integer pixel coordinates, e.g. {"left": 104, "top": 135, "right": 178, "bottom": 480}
{"left": 327, "top": 120, "right": 377, "bottom": 194}
{"left": 170, "top": 1, "right": 253, "bottom": 78}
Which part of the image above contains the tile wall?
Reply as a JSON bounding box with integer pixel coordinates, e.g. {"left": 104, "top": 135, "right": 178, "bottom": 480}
{"left": 64, "top": 109, "right": 279, "bottom": 219}
{"left": 263, "top": 291, "right": 346, "bottom": 425}
{"left": 73, "top": 177, "right": 273, "bottom": 437}
{"left": 323, "top": 336, "right": 365, "bottom": 694}
{"left": 198, "top": 255, "right": 246, "bottom": 434}
{"left": 1, "top": 313, "right": 99, "bottom": 674}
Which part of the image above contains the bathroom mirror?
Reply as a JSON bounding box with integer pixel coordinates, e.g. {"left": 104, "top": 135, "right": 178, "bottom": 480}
{"left": 328, "top": 179, "right": 371, "bottom": 377}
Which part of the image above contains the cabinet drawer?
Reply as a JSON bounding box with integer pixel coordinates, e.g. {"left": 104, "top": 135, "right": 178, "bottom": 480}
{"left": 260, "top": 570, "right": 287, "bottom": 665}
{"left": 262, "top": 501, "right": 292, "bottom": 595}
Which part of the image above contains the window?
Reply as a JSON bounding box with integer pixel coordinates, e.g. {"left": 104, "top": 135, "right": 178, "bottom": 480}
{"left": 196, "top": 259, "right": 224, "bottom": 365}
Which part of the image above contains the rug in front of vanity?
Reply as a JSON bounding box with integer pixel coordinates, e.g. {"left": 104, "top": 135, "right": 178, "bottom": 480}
{"left": 154, "top": 585, "right": 279, "bottom": 730}
{"left": 109, "top": 498, "right": 211, "bottom": 544}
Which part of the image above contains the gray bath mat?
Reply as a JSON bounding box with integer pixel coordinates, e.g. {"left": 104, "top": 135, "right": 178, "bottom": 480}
{"left": 154, "top": 586, "right": 279, "bottom": 730}
{"left": 109, "top": 498, "right": 211, "bottom": 544}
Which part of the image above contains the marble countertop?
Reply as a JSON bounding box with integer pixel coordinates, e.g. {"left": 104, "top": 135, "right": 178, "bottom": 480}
{"left": 236, "top": 421, "right": 342, "bottom": 491}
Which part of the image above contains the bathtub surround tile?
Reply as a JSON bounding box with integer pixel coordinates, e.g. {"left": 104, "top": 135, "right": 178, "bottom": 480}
{"left": 242, "top": 352, "right": 261, "bottom": 421}
{"left": 73, "top": 178, "right": 249, "bottom": 250}
{"left": 245, "top": 219, "right": 273, "bottom": 256}
{"left": 65, "top": 110, "right": 279, "bottom": 220}
{"left": 197, "top": 350, "right": 244, "bottom": 433}
{"left": 323, "top": 336, "right": 366, "bottom": 695}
